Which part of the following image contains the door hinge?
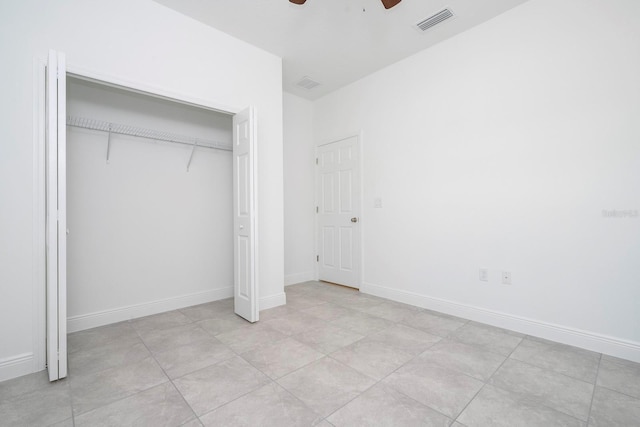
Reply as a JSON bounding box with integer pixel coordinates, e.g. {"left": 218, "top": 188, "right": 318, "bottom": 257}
{"left": 315, "top": 158, "right": 318, "bottom": 165}
{"left": 316, "top": 206, "right": 319, "bottom": 213}
{"left": 316, "top": 255, "right": 319, "bottom": 262}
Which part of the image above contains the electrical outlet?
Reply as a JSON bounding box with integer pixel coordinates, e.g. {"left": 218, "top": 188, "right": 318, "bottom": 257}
{"left": 374, "top": 197, "right": 383, "bottom": 208}
{"left": 502, "top": 271, "right": 512, "bottom": 285}
{"left": 479, "top": 268, "right": 488, "bottom": 282}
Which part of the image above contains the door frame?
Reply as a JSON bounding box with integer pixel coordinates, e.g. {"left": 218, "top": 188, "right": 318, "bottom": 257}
{"left": 314, "top": 131, "right": 364, "bottom": 288}
{"left": 33, "top": 57, "right": 257, "bottom": 374}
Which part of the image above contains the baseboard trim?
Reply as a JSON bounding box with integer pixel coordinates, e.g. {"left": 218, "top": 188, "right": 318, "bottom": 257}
{"left": 67, "top": 286, "right": 233, "bottom": 333}
{"left": 360, "top": 281, "right": 640, "bottom": 363}
{"left": 284, "top": 272, "right": 315, "bottom": 286}
{"left": 260, "top": 292, "right": 287, "bottom": 312}
{"left": 0, "top": 353, "right": 35, "bottom": 382}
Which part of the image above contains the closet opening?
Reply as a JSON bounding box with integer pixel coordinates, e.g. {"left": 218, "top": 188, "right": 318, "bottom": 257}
{"left": 66, "top": 77, "right": 235, "bottom": 333}
{"left": 40, "top": 51, "right": 259, "bottom": 381}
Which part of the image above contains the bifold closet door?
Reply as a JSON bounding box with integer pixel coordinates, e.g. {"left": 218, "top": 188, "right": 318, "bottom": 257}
{"left": 46, "top": 49, "right": 68, "bottom": 381}
{"left": 233, "top": 107, "right": 258, "bottom": 323}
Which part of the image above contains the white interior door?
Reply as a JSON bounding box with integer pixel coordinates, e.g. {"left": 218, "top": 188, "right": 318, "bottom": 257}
{"left": 317, "top": 136, "right": 361, "bottom": 288}
{"left": 46, "top": 50, "right": 67, "bottom": 381}
{"left": 233, "top": 107, "right": 259, "bottom": 322}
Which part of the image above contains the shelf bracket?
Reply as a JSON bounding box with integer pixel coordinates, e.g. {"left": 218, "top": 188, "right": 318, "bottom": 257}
{"left": 106, "top": 124, "right": 112, "bottom": 163}
{"left": 186, "top": 141, "right": 198, "bottom": 172}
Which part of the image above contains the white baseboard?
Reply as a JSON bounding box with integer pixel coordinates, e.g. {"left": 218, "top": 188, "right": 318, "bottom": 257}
{"left": 360, "top": 281, "right": 640, "bottom": 363}
{"left": 67, "top": 286, "right": 233, "bottom": 333}
{"left": 0, "top": 353, "right": 35, "bottom": 382}
{"left": 284, "top": 272, "right": 315, "bottom": 286}
{"left": 260, "top": 292, "right": 287, "bottom": 312}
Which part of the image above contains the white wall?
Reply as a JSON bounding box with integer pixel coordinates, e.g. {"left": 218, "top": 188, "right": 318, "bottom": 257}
{"left": 0, "top": 0, "right": 284, "bottom": 381}
{"left": 283, "top": 93, "right": 316, "bottom": 285}
{"left": 314, "top": 0, "right": 640, "bottom": 361}
{"left": 67, "top": 78, "right": 233, "bottom": 331}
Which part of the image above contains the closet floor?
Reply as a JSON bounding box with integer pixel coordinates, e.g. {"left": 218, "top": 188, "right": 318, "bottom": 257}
{"left": 1, "top": 281, "right": 639, "bottom": 426}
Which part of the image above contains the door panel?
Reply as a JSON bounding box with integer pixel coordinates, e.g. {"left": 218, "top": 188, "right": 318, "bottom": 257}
{"left": 339, "top": 227, "right": 353, "bottom": 270}
{"left": 46, "top": 50, "right": 67, "bottom": 381}
{"left": 339, "top": 170, "right": 352, "bottom": 212}
{"left": 233, "top": 108, "right": 258, "bottom": 322}
{"left": 317, "top": 136, "right": 361, "bottom": 288}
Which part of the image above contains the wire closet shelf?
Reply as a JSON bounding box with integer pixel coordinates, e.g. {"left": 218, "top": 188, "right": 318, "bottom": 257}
{"left": 66, "top": 116, "right": 232, "bottom": 152}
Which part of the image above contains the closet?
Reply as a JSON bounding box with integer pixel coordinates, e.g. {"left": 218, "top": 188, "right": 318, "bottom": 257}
{"left": 43, "top": 51, "right": 258, "bottom": 382}
{"left": 66, "top": 77, "right": 234, "bottom": 332}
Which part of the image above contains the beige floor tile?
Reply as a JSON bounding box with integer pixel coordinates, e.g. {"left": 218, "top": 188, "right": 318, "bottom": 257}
{"left": 216, "top": 323, "right": 288, "bottom": 353}
{"left": 196, "top": 315, "right": 251, "bottom": 336}
{"left": 131, "top": 310, "right": 193, "bottom": 334}
{"left": 327, "top": 383, "right": 452, "bottom": 427}
{"left": 302, "top": 302, "right": 358, "bottom": 321}
{"left": 70, "top": 357, "right": 168, "bottom": 415}
{"left": 0, "top": 380, "right": 72, "bottom": 427}
{"left": 264, "top": 312, "right": 327, "bottom": 336}
{"left": 510, "top": 336, "right": 600, "bottom": 383}
{"left": 68, "top": 336, "right": 150, "bottom": 377}
{"left": 241, "top": 337, "right": 324, "bottom": 379}
{"left": 138, "top": 323, "right": 213, "bottom": 353}
{"left": 401, "top": 311, "right": 467, "bottom": 337}
{"left": 366, "top": 324, "right": 441, "bottom": 356}
{"left": 489, "top": 359, "right": 593, "bottom": 421}
{"left": 458, "top": 384, "right": 585, "bottom": 427}
{"left": 277, "top": 357, "right": 376, "bottom": 417}
{"left": 597, "top": 355, "right": 640, "bottom": 399}
{"left": 450, "top": 321, "right": 523, "bottom": 356}
{"left": 331, "top": 339, "right": 414, "bottom": 380}
{"left": 173, "top": 356, "right": 269, "bottom": 416}
{"left": 294, "top": 324, "right": 364, "bottom": 354}
{"left": 200, "top": 382, "right": 322, "bottom": 426}
{"left": 417, "top": 339, "right": 506, "bottom": 381}
{"left": 383, "top": 361, "right": 483, "bottom": 419}
{"left": 589, "top": 386, "right": 640, "bottom": 427}
{"left": 68, "top": 322, "right": 138, "bottom": 354}
{"left": 330, "top": 311, "right": 395, "bottom": 336}
{"left": 74, "top": 382, "right": 194, "bottom": 427}
{"left": 154, "top": 337, "right": 235, "bottom": 379}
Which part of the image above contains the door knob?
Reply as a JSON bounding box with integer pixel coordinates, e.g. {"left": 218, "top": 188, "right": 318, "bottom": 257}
{"left": 351, "top": 217, "right": 358, "bottom": 223}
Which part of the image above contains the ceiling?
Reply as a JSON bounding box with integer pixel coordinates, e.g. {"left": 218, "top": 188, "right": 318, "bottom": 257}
{"left": 154, "top": 0, "right": 529, "bottom": 100}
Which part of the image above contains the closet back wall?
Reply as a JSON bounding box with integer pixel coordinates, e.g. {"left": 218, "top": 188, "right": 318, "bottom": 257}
{"left": 67, "top": 78, "right": 233, "bottom": 331}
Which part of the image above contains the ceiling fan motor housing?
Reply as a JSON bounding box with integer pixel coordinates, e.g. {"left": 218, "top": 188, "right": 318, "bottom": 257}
{"left": 289, "top": 0, "right": 402, "bottom": 9}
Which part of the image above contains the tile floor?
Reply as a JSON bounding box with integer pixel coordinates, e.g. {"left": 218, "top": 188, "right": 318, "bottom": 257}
{"left": 1, "top": 280, "right": 639, "bottom": 426}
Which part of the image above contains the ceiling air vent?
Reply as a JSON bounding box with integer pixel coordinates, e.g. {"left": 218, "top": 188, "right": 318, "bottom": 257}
{"left": 296, "top": 76, "right": 321, "bottom": 90}
{"left": 415, "top": 8, "right": 454, "bottom": 32}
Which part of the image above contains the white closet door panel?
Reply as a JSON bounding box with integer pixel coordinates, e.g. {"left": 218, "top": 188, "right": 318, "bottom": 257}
{"left": 46, "top": 49, "right": 67, "bottom": 381}
{"left": 233, "top": 107, "right": 258, "bottom": 322}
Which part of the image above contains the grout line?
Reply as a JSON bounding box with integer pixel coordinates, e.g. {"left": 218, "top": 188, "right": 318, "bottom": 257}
{"left": 451, "top": 327, "right": 523, "bottom": 423}
{"left": 586, "top": 353, "right": 603, "bottom": 427}
{"left": 135, "top": 328, "right": 200, "bottom": 424}
{"left": 480, "top": 339, "right": 597, "bottom": 424}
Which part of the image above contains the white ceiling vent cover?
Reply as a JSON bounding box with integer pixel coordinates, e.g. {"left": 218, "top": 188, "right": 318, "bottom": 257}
{"left": 296, "top": 76, "right": 321, "bottom": 90}
{"left": 415, "top": 8, "right": 454, "bottom": 32}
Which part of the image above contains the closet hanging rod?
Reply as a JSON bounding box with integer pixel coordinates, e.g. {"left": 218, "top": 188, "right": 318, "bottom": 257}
{"left": 66, "top": 116, "right": 232, "bottom": 152}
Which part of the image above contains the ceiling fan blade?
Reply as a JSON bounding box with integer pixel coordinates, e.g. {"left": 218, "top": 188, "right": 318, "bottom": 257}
{"left": 380, "top": 0, "right": 401, "bottom": 9}
{"left": 289, "top": 0, "right": 307, "bottom": 4}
